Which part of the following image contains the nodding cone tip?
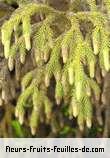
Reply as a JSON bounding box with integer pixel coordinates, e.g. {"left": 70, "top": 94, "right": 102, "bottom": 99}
{"left": 72, "top": 105, "right": 78, "bottom": 118}
{"left": 89, "top": 60, "right": 95, "bottom": 78}
{"left": 19, "top": 115, "right": 24, "bottom": 125}
{"left": 20, "top": 54, "right": 26, "bottom": 64}
{"left": 45, "top": 75, "right": 50, "bottom": 87}
{"left": 86, "top": 87, "right": 91, "bottom": 97}
{"left": 1, "top": 90, "right": 5, "bottom": 100}
{"left": 55, "top": 96, "right": 61, "bottom": 105}
{"left": 103, "top": 50, "right": 110, "bottom": 72}
{"left": 101, "top": 69, "right": 107, "bottom": 77}
{"left": 24, "top": 34, "right": 31, "bottom": 51}
{"left": 61, "top": 46, "right": 68, "bottom": 63}
{"left": 68, "top": 66, "right": 74, "bottom": 85}
{"left": 76, "top": 82, "right": 82, "bottom": 101}
{"left": 15, "top": 108, "right": 19, "bottom": 118}
{"left": 31, "top": 127, "right": 36, "bottom": 136}
{"left": 93, "top": 42, "right": 99, "bottom": 55}
{"left": 35, "top": 52, "right": 40, "bottom": 63}
{"left": 86, "top": 117, "right": 92, "bottom": 128}
{"left": 44, "top": 53, "right": 49, "bottom": 62}
{"left": 8, "top": 57, "right": 14, "bottom": 71}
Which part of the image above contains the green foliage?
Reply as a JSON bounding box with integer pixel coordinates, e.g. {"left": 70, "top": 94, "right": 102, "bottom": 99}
{"left": 1, "top": 0, "right": 110, "bottom": 135}
{"left": 11, "top": 120, "right": 25, "bottom": 137}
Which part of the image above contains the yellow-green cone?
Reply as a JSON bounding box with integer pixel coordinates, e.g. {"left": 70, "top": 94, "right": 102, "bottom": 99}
{"left": 76, "top": 82, "right": 82, "bottom": 100}
{"left": 86, "top": 117, "right": 92, "bottom": 128}
{"left": 68, "top": 66, "right": 74, "bottom": 85}
{"left": 89, "top": 60, "right": 95, "bottom": 78}
{"left": 103, "top": 49, "right": 110, "bottom": 71}
{"left": 61, "top": 45, "right": 68, "bottom": 63}
{"left": 8, "top": 57, "right": 14, "bottom": 71}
